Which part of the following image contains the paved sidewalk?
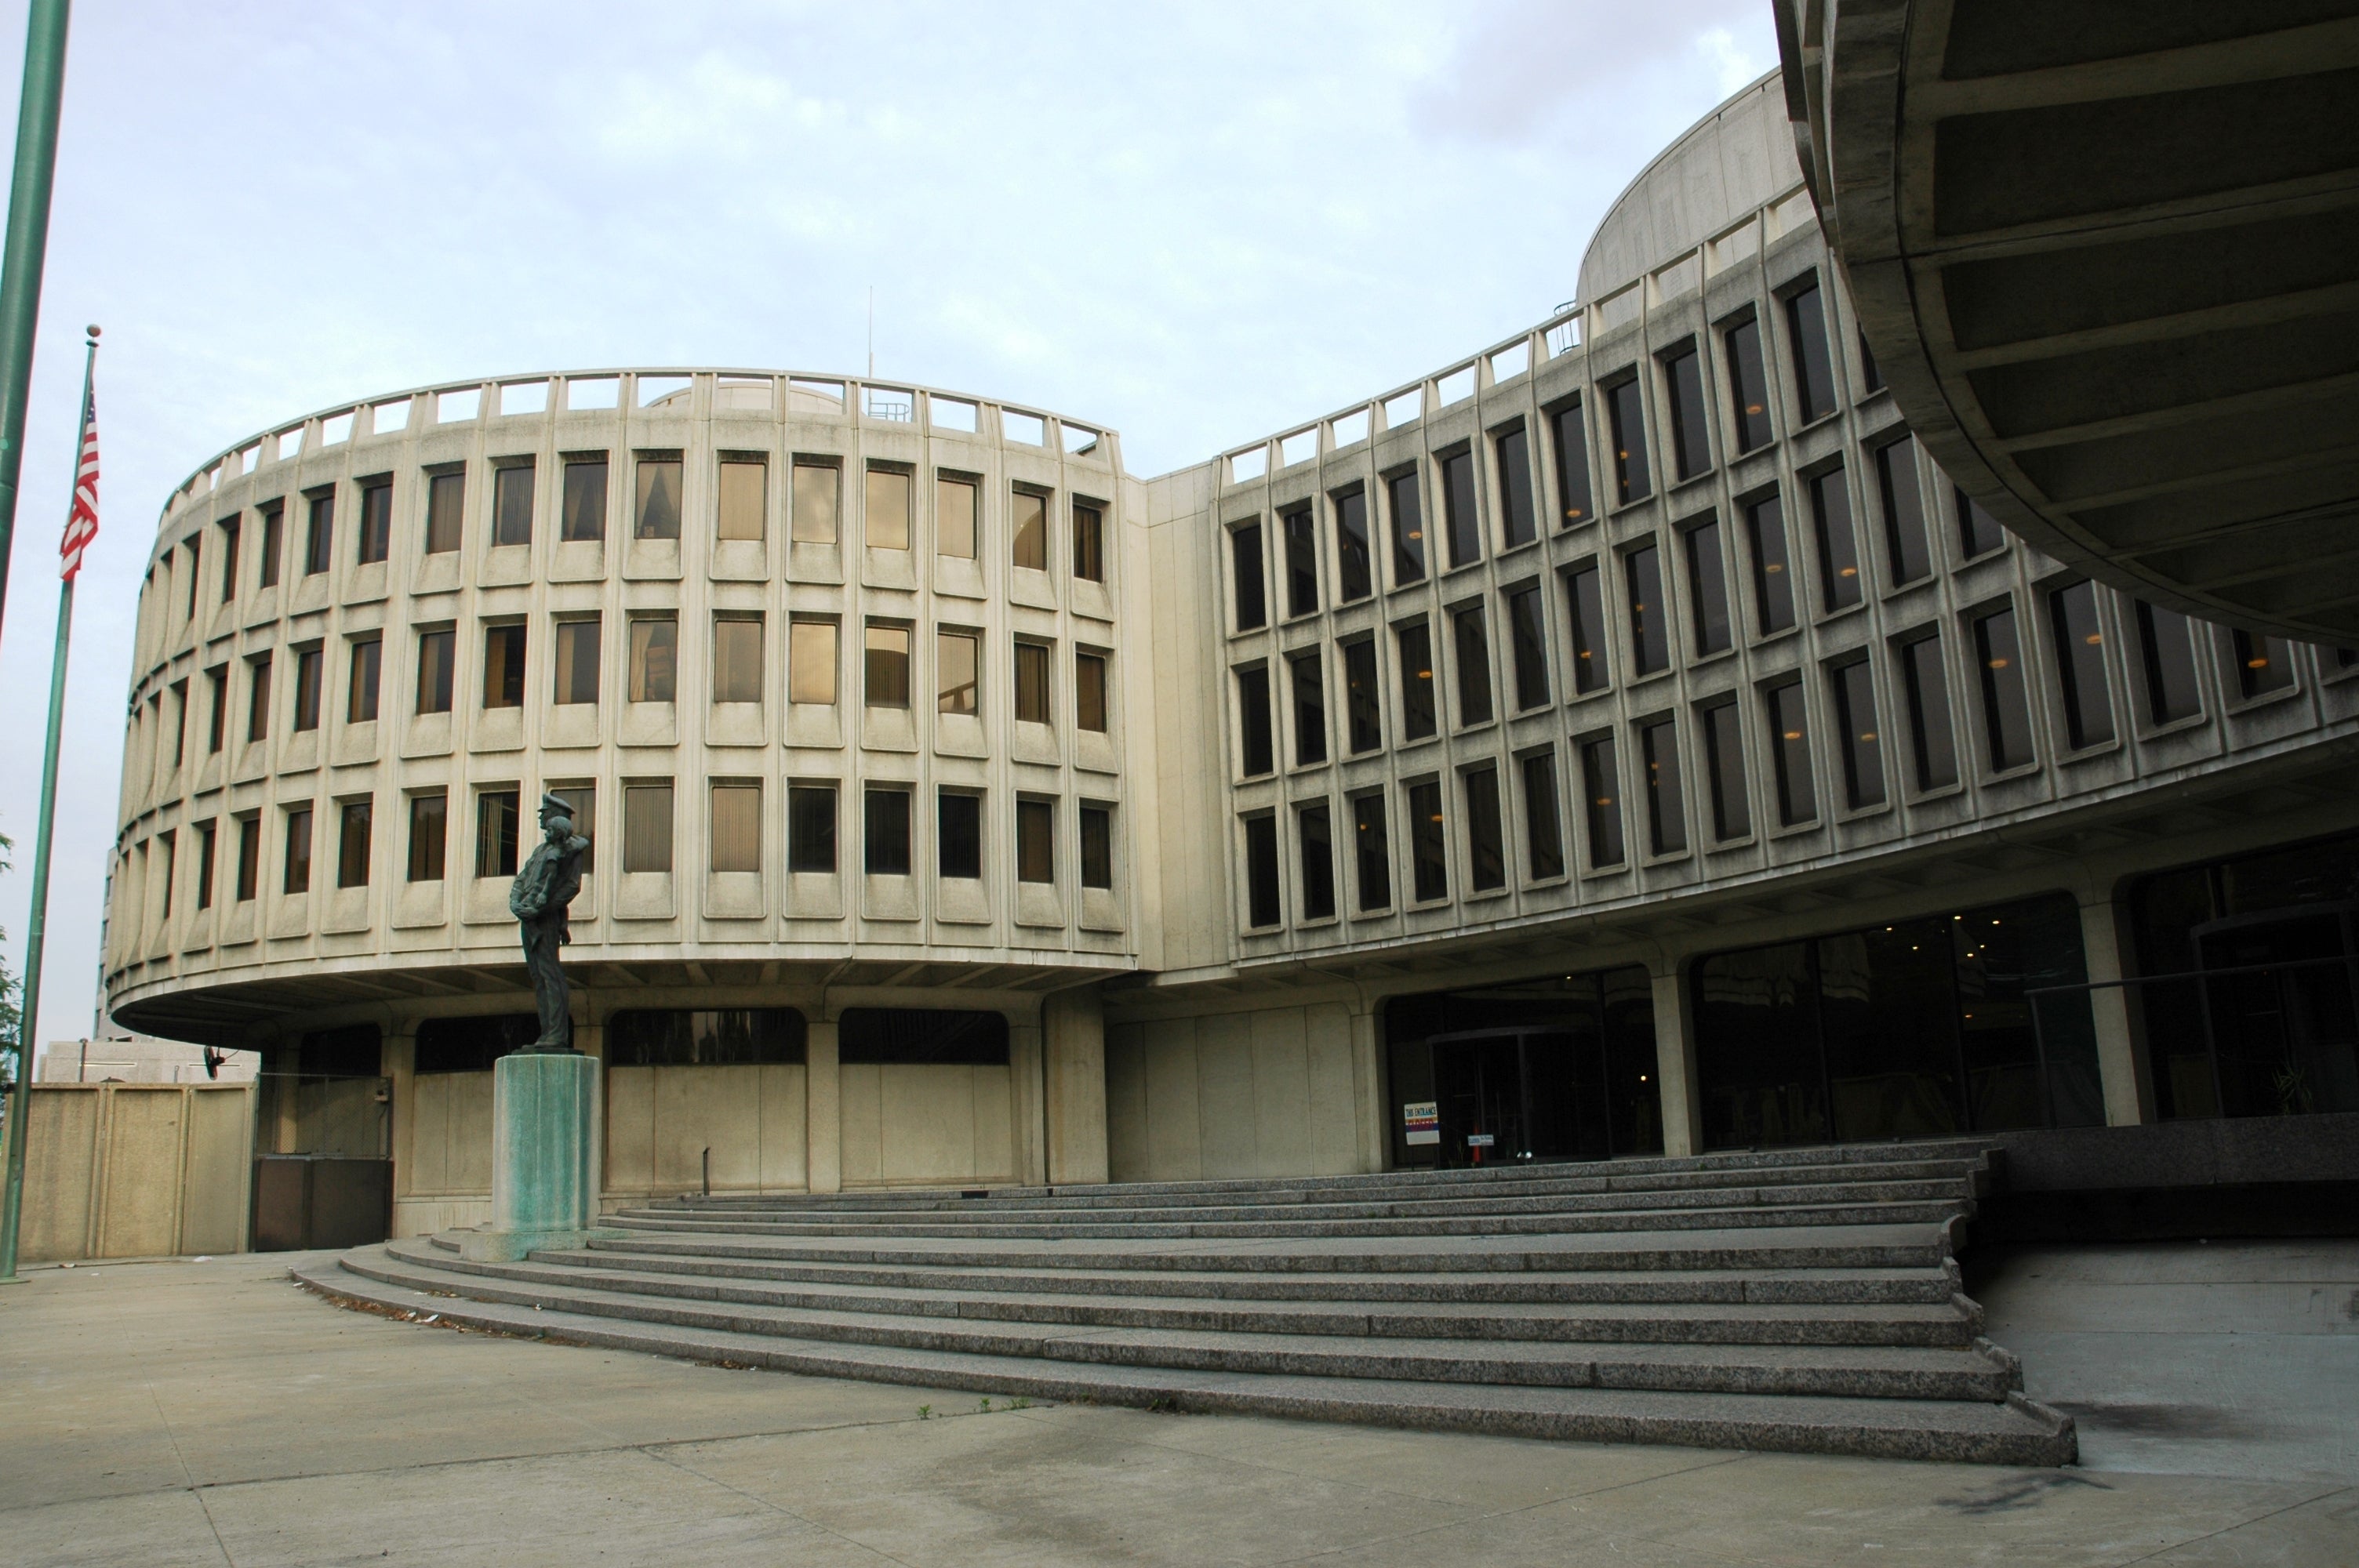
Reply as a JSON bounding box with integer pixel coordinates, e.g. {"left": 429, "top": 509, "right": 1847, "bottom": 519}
{"left": 0, "top": 1243, "right": 2350, "bottom": 1566}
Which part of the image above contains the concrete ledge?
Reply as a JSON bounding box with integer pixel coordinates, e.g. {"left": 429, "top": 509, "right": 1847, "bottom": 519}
{"left": 458, "top": 1226, "right": 628, "bottom": 1262}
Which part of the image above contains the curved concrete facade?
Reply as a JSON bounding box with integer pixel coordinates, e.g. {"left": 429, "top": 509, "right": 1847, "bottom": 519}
{"left": 106, "top": 78, "right": 2359, "bottom": 1225}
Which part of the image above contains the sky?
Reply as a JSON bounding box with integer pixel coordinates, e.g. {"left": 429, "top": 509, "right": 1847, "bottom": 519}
{"left": 0, "top": 0, "right": 1778, "bottom": 1044}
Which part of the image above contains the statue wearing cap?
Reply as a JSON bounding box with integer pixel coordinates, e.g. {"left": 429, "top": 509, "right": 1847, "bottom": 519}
{"left": 510, "top": 792, "right": 590, "bottom": 1051}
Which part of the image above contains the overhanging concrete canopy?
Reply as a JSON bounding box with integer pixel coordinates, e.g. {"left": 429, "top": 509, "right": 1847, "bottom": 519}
{"left": 1779, "top": 1, "right": 2359, "bottom": 642}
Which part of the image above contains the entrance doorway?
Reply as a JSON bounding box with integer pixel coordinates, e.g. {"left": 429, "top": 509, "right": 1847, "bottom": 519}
{"left": 1428, "top": 1028, "right": 1608, "bottom": 1167}
{"left": 2186, "top": 904, "right": 2359, "bottom": 1117}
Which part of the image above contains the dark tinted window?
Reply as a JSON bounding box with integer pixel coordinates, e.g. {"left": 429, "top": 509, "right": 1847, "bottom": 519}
{"left": 788, "top": 785, "right": 835, "bottom": 873}
{"left": 1494, "top": 425, "right": 1536, "bottom": 548}
{"left": 2048, "top": 580, "right": 2114, "bottom": 749}
{"left": 937, "top": 791, "right": 981, "bottom": 879}
{"left": 1299, "top": 802, "right": 1336, "bottom": 920}
{"left": 1289, "top": 651, "right": 1326, "bottom": 766}
{"left": 1810, "top": 466, "right": 1862, "bottom": 611}
{"left": 1663, "top": 343, "right": 1710, "bottom": 481}
{"left": 1899, "top": 635, "right": 1959, "bottom": 790}
{"left": 1876, "top": 438, "right": 1930, "bottom": 585}
{"left": 1343, "top": 638, "right": 1381, "bottom": 753}
{"left": 1956, "top": 485, "right": 2005, "bottom": 558}
{"left": 1236, "top": 666, "right": 1274, "bottom": 775}
{"left": 864, "top": 787, "right": 911, "bottom": 875}
{"left": 1832, "top": 659, "right": 1885, "bottom": 809}
{"left": 358, "top": 481, "right": 392, "bottom": 564}
{"left": 2234, "top": 630, "right": 2296, "bottom": 699}
{"left": 1282, "top": 507, "right": 1318, "bottom": 617}
{"left": 1724, "top": 316, "right": 1772, "bottom": 452}
{"left": 608, "top": 1009, "right": 806, "bottom": 1066}
{"left": 1452, "top": 607, "right": 1492, "bottom": 726}
{"left": 1351, "top": 793, "right": 1391, "bottom": 909}
{"left": 1550, "top": 399, "right": 1594, "bottom": 527}
{"left": 1702, "top": 701, "right": 1749, "bottom": 840}
{"left": 1507, "top": 586, "right": 1549, "bottom": 710}
{"left": 414, "top": 1014, "right": 537, "bottom": 1074}
{"left": 1387, "top": 470, "right": 1426, "bottom": 584}
{"left": 1786, "top": 281, "right": 1837, "bottom": 422}
{"left": 1408, "top": 781, "right": 1448, "bottom": 901}
{"left": 1080, "top": 804, "right": 1113, "bottom": 890}
{"left": 1640, "top": 718, "right": 1685, "bottom": 855}
{"left": 1016, "top": 798, "right": 1053, "bottom": 884}
{"left": 1521, "top": 751, "right": 1565, "bottom": 880}
{"left": 493, "top": 463, "right": 533, "bottom": 547}
{"left": 1767, "top": 680, "right": 1816, "bottom": 825}
{"left": 1441, "top": 448, "right": 1479, "bottom": 568}
{"left": 1685, "top": 519, "right": 1731, "bottom": 656}
{"left": 1580, "top": 736, "right": 1625, "bottom": 869}
{"left": 1565, "top": 563, "right": 1609, "bottom": 693}
{"left": 1626, "top": 544, "right": 1670, "bottom": 676}
{"left": 562, "top": 458, "right": 607, "bottom": 542}
{"left": 1605, "top": 379, "right": 1651, "bottom": 503}
{"left": 839, "top": 1008, "right": 1008, "bottom": 1065}
{"left": 1334, "top": 488, "right": 1372, "bottom": 601}
{"left": 1465, "top": 767, "right": 1506, "bottom": 891}
{"left": 1398, "top": 622, "right": 1436, "bottom": 740}
{"left": 1230, "top": 523, "right": 1267, "bottom": 631}
{"left": 2136, "top": 602, "right": 2202, "bottom": 724}
{"left": 1973, "top": 606, "right": 2037, "bottom": 771}
{"left": 1746, "top": 494, "right": 1796, "bottom": 635}
{"left": 1244, "top": 815, "right": 1281, "bottom": 927}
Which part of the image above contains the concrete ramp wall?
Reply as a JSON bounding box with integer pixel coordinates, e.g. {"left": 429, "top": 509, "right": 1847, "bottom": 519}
{"left": 12, "top": 1082, "right": 255, "bottom": 1263}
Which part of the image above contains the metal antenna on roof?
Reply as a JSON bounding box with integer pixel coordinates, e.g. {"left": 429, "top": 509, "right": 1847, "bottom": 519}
{"left": 867, "top": 286, "right": 874, "bottom": 379}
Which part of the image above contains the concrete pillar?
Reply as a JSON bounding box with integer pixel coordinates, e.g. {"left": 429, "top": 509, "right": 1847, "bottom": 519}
{"left": 574, "top": 1021, "right": 605, "bottom": 1214}
{"left": 1649, "top": 962, "right": 1706, "bottom": 1158}
{"left": 1009, "top": 1021, "right": 1047, "bottom": 1185}
{"left": 1042, "top": 987, "right": 1109, "bottom": 1185}
{"left": 2079, "top": 895, "right": 2153, "bottom": 1126}
{"left": 1350, "top": 1007, "right": 1387, "bottom": 1174}
{"left": 383, "top": 1026, "right": 416, "bottom": 1213}
{"left": 805, "top": 1018, "right": 841, "bottom": 1195}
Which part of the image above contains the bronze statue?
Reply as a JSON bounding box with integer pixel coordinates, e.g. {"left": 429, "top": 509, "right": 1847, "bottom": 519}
{"left": 510, "top": 793, "right": 589, "bottom": 1052}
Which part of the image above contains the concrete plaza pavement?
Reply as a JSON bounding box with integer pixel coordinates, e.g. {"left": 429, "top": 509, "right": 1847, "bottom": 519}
{"left": 0, "top": 1240, "right": 2351, "bottom": 1566}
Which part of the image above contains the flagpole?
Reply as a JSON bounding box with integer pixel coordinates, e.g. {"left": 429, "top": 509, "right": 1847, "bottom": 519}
{"left": 0, "top": 323, "right": 96, "bottom": 1284}
{"left": 0, "top": 0, "right": 71, "bottom": 643}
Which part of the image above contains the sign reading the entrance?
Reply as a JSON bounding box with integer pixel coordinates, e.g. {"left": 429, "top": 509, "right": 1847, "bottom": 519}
{"left": 1402, "top": 1101, "right": 1439, "bottom": 1146}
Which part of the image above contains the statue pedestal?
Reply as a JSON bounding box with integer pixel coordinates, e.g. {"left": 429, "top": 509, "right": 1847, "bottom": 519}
{"left": 460, "top": 1051, "right": 621, "bottom": 1261}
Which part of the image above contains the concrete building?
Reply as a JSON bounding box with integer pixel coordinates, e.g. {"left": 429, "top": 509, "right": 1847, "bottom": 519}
{"left": 35, "top": 1033, "right": 258, "bottom": 1084}
{"left": 101, "top": 76, "right": 2359, "bottom": 1240}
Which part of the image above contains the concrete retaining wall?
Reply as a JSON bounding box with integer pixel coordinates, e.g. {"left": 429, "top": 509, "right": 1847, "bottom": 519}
{"left": 12, "top": 1082, "right": 255, "bottom": 1263}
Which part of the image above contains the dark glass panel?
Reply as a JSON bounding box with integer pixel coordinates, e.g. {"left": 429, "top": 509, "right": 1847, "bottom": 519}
{"left": 2048, "top": 579, "right": 2115, "bottom": 749}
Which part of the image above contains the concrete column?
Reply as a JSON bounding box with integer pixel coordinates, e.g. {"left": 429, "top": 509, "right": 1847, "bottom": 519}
{"left": 1009, "top": 1022, "right": 1048, "bottom": 1186}
{"left": 2079, "top": 895, "right": 2153, "bottom": 1127}
{"left": 1649, "top": 962, "right": 1706, "bottom": 1158}
{"left": 805, "top": 1018, "right": 841, "bottom": 1195}
{"left": 574, "top": 1022, "right": 605, "bottom": 1214}
{"left": 383, "top": 1027, "right": 416, "bottom": 1210}
{"left": 1350, "top": 1007, "right": 1387, "bottom": 1173}
{"left": 1042, "top": 987, "right": 1109, "bottom": 1185}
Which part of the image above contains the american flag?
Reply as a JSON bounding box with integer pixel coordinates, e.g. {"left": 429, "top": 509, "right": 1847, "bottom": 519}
{"left": 59, "top": 387, "right": 98, "bottom": 580}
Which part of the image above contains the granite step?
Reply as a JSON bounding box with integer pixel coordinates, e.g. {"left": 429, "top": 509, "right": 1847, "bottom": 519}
{"left": 297, "top": 1252, "right": 2074, "bottom": 1466}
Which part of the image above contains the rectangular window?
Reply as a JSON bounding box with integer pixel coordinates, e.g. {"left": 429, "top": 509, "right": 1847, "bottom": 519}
{"left": 1767, "top": 679, "right": 1817, "bottom": 825}
{"left": 1639, "top": 718, "right": 1686, "bottom": 855}
{"left": 1702, "top": 700, "right": 1749, "bottom": 840}
{"left": 1831, "top": 659, "right": 1886, "bottom": 808}
{"left": 791, "top": 459, "right": 840, "bottom": 544}
{"left": 283, "top": 806, "right": 313, "bottom": 894}
{"left": 415, "top": 630, "right": 453, "bottom": 715}
{"left": 937, "top": 791, "right": 980, "bottom": 879}
{"left": 304, "top": 492, "right": 334, "bottom": 575}
{"left": 347, "top": 637, "right": 382, "bottom": 723}
{"left": 938, "top": 630, "right": 979, "bottom": 715}
{"left": 561, "top": 456, "right": 606, "bottom": 542}
{"left": 184, "top": 542, "right": 202, "bottom": 618}
{"left": 358, "top": 479, "right": 392, "bottom": 564}
{"left": 710, "top": 782, "right": 761, "bottom": 873}
{"left": 1810, "top": 466, "right": 1862, "bottom": 610}
{"left": 1289, "top": 650, "right": 1326, "bottom": 765}
{"left": 482, "top": 624, "right": 526, "bottom": 710}
{"left": 158, "top": 832, "right": 176, "bottom": 918}
{"left": 623, "top": 783, "right": 674, "bottom": 873}
{"left": 1507, "top": 586, "right": 1549, "bottom": 710}
{"left": 1016, "top": 798, "right": 1054, "bottom": 884}
{"left": 1580, "top": 736, "right": 1626, "bottom": 869}
{"left": 1408, "top": 780, "right": 1448, "bottom": 902}
{"left": 1685, "top": 519, "right": 1732, "bottom": 656}
{"left": 1747, "top": 493, "right": 1797, "bottom": 636}
{"left": 1080, "top": 803, "right": 1114, "bottom": 891}
{"left": 407, "top": 793, "right": 446, "bottom": 881}
{"left": 867, "top": 466, "right": 914, "bottom": 551}
{"left": 1351, "top": 792, "right": 1391, "bottom": 911}
{"left": 1075, "top": 651, "right": 1109, "bottom": 732}
{"left": 1625, "top": 543, "right": 1670, "bottom": 676}
{"left": 1520, "top": 751, "right": 1565, "bottom": 880}
{"left": 634, "top": 456, "right": 682, "bottom": 539}
{"left": 554, "top": 619, "right": 600, "bottom": 706}
{"left": 1243, "top": 813, "right": 1281, "bottom": 926}
{"left": 936, "top": 474, "right": 977, "bottom": 559}
{"left": 475, "top": 789, "right": 520, "bottom": 877}
{"left": 1297, "top": 801, "right": 1335, "bottom": 919}
{"left": 1343, "top": 637, "right": 1381, "bottom": 753}
{"left": 547, "top": 786, "right": 594, "bottom": 874}
{"left": 1786, "top": 281, "right": 1837, "bottom": 423}
{"left": 292, "top": 647, "right": 322, "bottom": 732}
{"left": 1387, "top": 469, "right": 1427, "bottom": 584}
{"left": 1397, "top": 621, "right": 1437, "bottom": 740}
{"left": 1724, "top": 314, "right": 1773, "bottom": 453}
{"left": 1464, "top": 766, "right": 1506, "bottom": 891}
{"left": 172, "top": 681, "right": 189, "bottom": 768}
{"left": 1073, "top": 500, "right": 1104, "bottom": 581}
{"left": 2234, "top": 629, "right": 2296, "bottom": 699}
{"left": 1009, "top": 486, "right": 1047, "bottom": 569}
{"left": 1440, "top": 448, "right": 1479, "bottom": 568}
{"left": 1876, "top": 438, "right": 1930, "bottom": 585}
{"left": 1015, "top": 641, "right": 1052, "bottom": 724}
{"left": 711, "top": 615, "right": 766, "bottom": 705}
{"left": 258, "top": 501, "right": 285, "bottom": 586}
{"left": 1565, "top": 562, "right": 1609, "bottom": 693}
{"left": 1236, "top": 665, "right": 1274, "bottom": 775}
{"left": 1899, "top": 633, "right": 1958, "bottom": 790}
{"left": 1605, "top": 378, "right": 1651, "bottom": 504}
{"left": 1973, "top": 606, "right": 2037, "bottom": 771}
{"left": 1281, "top": 506, "right": 1318, "bottom": 617}
{"left": 493, "top": 462, "right": 533, "bottom": 547}
{"left": 234, "top": 816, "right": 260, "bottom": 902}
{"left": 863, "top": 623, "right": 910, "bottom": 709}
{"left": 2135, "top": 602, "right": 2202, "bottom": 724}
{"left": 789, "top": 620, "right": 838, "bottom": 706}
{"left": 1957, "top": 485, "right": 2005, "bottom": 559}
{"left": 219, "top": 517, "right": 241, "bottom": 602}
{"left": 1663, "top": 343, "right": 1710, "bottom": 481}
{"left": 195, "top": 821, "right": 217, "bottom": 909}
{"left": 1452, "top": 606, "right": 1493, "bottom": 726}
{"left": 424, "top": 472, "right": 463, "bottom": 554}
{"left": 627, "top": 618, "right": 677, "bottom": 703}
{"left": 1550, "top": 398, "right": 1594, "bottom": 527}
{"left": 337, "top": 800, "right": 372, "bottom": 889}
{"left": 2048, "top": 580, "right": 2114, "bottom": 749}
{"left": 715, "top": 457, "right": 765, "bottom": 541}
{"left": 206, "top": 666, "right": 228, "bottom": 753}
{"left": 1231, "top": 521, "right": 1267, "bottom": 630}
{"left": 1494, "top": 424, "right": 1536, "bottom": 547}
{"left": 788, "top": 785, "right": 836, "bottom": 873}
{"left": 1334, "top": 488, "right": 1372, "bottom": 601}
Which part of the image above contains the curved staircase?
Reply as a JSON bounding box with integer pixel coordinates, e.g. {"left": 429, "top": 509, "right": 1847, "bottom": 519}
{"left": 300, "top": 1139, "right": 2076, "bottom": 1465}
